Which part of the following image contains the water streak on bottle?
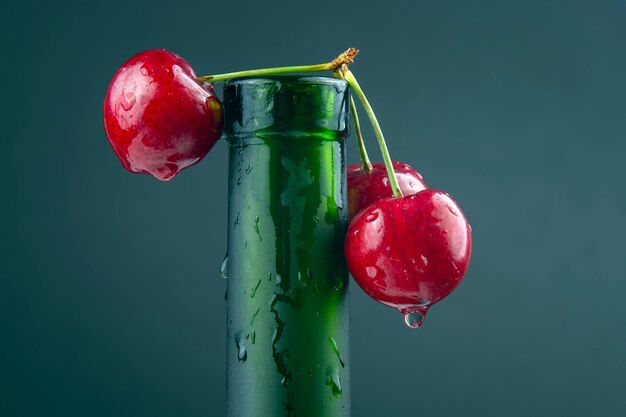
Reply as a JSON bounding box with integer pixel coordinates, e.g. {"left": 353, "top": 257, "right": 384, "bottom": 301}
{"left": 251, "top": 278, "right": 262, "bottom": 298}
{"left": 254, "top": 216, "right": 262, "bottom": 241}
{"left": 250, "top": 307, "right": 260, "bottom": 325}
{"left": 328, "top": 337, "right": 345, "bottom": 368}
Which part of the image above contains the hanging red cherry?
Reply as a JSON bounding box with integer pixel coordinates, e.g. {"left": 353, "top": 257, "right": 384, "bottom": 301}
{"left": 345, "top": 189, "right": 472, "bottom": 328}
{"left": 103, "top": 49, "right": 223, "bottom": 181}
{"left": 347, "top": 161, "right": 427, "bottom": 220}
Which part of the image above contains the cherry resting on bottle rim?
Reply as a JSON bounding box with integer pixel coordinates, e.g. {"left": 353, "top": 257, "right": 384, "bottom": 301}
{"left": 103, "top": 49, "right": 223, "bottom": 181}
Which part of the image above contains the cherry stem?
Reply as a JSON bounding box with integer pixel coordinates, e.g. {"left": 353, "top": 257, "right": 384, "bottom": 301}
{"left": 340, "top": 67, "right": 403, "bottom": 198}
{"left": 196, "top": 48, "right": 359, "bottom": 84}
{"left": 334, "top": 70, "right": 372, "bottom": 171}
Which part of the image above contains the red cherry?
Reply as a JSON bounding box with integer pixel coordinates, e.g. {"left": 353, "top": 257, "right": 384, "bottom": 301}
{"left": 103, "top": 49, "right": 223, "bottom": 181}
{"left": 347, "top": 162, "right": 427, "bottom": 220}
{"left": 345, "top": 189, "right": 472, "bottom": 328}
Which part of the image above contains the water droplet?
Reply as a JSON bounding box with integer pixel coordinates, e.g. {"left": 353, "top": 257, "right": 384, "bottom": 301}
{"left": 313, "top": 283, "right": 321, "bottom": 295}
{"left": 220, "top": 254, "right": 228, "bottom": 279}
{"left": 237, "top": 176, "right": 242, "bottom": 185}
{"left": 328, "top": 337, "right": 345, "bottom": 368}
{"left": 275, "top": 274, "right": 282, "bottom": 286}
{"left": 281, "top": 376, "right": 287, "bottom": 386}
{"left": 402, "top": 308, "right": 428, "bottom": 329}
{"left": 251, "top": 331, "right": 256, "bottom": 344}
{"left": 326, "top": 372, "right": 343, "bottom": 398}
{"left": 120, "top": 91, "right": 136, "bottom": 111}
{"left": 420, "top": 255, "right": 428, "bottom": 266}
{"left": 251, "top": 278, "right": 262, "bottom": 298}
{"left": 234, "top": 212, "right": 240, "bottom": 228}
{"left": 245, "top": 164, "right": 252, "bottom": 174}
{"left": 140, "top": 67, "right": 148, "bottom": 76}
{"left": 235, "top": 331, "right": 247, "bottom": 362}
{"left": 365, "top": 266, "right": 378, "bottom": 278}
{"left": 330, "top": 273, "right": 345, "bottom": 291}
{"left": 447, "top": 205, "right": 458, "bottom": 216}
{"left": 298, "top": 268, "right": 312, "bottom": 287}
{"left": 254, "top": 216, "right": 262, "bottom": 241}
{"left": 364, "top": 212, "right": 379, "bottom": 222}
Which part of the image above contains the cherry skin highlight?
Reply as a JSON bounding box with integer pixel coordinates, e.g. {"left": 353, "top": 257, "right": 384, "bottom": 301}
{"left": 103, "top": 49, "right": 223, "bottom": 181}
{"left": 347, "top": 162, "right": 427, "bottom": 220}
{"left": 345, "top": 189, "right": 472, "bottom": 326}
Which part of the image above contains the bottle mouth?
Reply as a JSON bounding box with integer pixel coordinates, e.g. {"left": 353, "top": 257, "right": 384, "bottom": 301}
{"left": 225, "top": 75, "right": 348, "bottom": 88}
{"left": 223, "top": 76, "right": 350, "bottom": 137}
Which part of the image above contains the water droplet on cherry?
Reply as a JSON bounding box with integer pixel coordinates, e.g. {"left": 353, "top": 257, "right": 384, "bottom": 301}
{"left": 365, "top": 266, "right": 378, "bottom": 278}
{"left": 121, "top": 89, "right": 136, "bottom": 111}
{"left": 364, "top": 212, "right": 379, "bottom": 222}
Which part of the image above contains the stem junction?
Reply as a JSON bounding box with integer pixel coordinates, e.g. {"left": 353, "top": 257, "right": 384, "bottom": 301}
{"left": 338, "top": 65, "right": 403, "bottom": 198}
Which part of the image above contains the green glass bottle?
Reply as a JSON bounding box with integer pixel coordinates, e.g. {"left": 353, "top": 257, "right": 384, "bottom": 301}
{"left": 223, "top": 76, "right": 351, "bottom": 417}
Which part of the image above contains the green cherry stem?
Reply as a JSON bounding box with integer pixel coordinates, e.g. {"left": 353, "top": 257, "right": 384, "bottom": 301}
{"left": 196, "top": 48, "right": 359, "bottom": 84}
{"left": 341, "top": 67, "right": 403, "bottom": 198}
{"left": 334, "top": 69, "right": 372, "bottom": 171}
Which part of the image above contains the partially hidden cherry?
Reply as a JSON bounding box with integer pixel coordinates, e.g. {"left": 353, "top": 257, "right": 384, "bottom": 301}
{"left": 345, "top": 189, "right": 472, "bottom": 328}
{"left": 103, "top": 49, "right": 223, "bottom": 181}
{"left": 347, "top": 162, "right": 427, "bottom": 220}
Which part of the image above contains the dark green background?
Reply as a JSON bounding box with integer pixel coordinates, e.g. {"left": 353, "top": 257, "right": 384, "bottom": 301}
{"left": 2, "top": 0, "right": 625, "bottom": 416}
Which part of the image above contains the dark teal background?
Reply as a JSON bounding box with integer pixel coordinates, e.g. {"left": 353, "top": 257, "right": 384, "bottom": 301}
{"left": 2, "top": 0, "right": 625, "bottom": 416}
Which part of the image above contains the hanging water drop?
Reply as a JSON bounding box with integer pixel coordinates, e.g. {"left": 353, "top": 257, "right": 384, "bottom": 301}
{"left": 402, "top": 308, "right": 427, "bottom": 329}
{"left": 220, "top": 254, "right": 229, "bottom": 279}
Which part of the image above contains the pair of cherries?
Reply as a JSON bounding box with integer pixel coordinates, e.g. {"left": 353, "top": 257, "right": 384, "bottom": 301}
{"left": 103, "top": 49, "right": 472, "bottom": 328}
